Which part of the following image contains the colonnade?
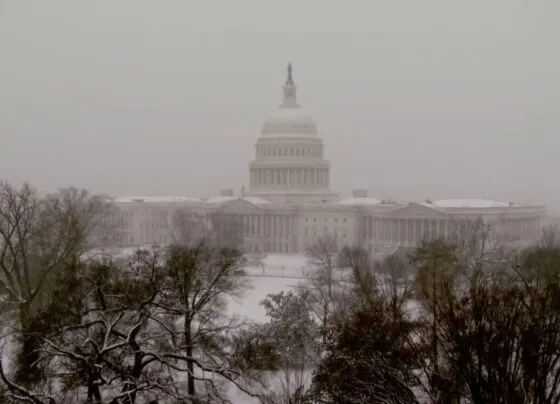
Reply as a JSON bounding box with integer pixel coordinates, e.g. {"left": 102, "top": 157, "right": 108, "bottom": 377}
{"left": 250, "top": 167, "right": 329, "bottom": 189}
{"left": 235, "top": 213, "right": 294, "bottom": 238}
{"left": 365, "top": 217, "right": 542, "bottom": 246}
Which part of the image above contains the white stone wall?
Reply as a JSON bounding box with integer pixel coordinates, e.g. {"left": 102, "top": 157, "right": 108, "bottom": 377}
{"left": 297, "top": 208, "right": 359, "bottom": 251}
{"left": 111, "top": 197, "right": 546, "bottom": 254}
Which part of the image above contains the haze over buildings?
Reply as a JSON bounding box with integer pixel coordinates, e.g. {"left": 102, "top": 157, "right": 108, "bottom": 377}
{"left": 110, "top": 65, "right": 546, "bottom": 253}
{"left": 1, "top": 1, "right": 559, "bottom": 212}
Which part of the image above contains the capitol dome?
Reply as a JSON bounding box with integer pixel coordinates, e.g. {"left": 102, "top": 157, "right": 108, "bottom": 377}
{"left": 246, "top": 63, "right": 338, "bottom": 205}
{"left": 260, "top": 63, "right": 318, "bottom": 137}
{"left": 261, "top": 107, "right": 318, "bottom": 136}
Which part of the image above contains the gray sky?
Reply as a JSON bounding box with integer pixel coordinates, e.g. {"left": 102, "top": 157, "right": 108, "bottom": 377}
{"left": 1, "top": 1, "right": 559, "bottom": 211}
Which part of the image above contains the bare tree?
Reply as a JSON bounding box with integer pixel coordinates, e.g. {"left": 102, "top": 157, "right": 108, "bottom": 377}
{"left": 259, "top": 291, "right": 317, "bottom": 404}
{"left": 0, "top": 249, "right": 181, "bottom": 403}
{"left": 0, "top": 181, "right": 116, "bottom": 384}
{"left": 207, "top": 212, "right": 245, "bottom": 250}
{"left": 303, "top": 235, "right": 344, "bottom": 343}
{"left": 0, "top": 244, "right": 275, "bottom": 403}
{"left": 540, "top": 224, "right": 559, "bottom": 248}
{"left": 408, "top": 238, "right": 460, "bottom": 401}
{"left": 421, "top": 245, "right": 560, "bottom": 404}
{"left": 169, "top": 209, "right": 212, "bottom": 247}
{"left": 308, "top": 263, "right": 421, "bottom": 404}
{"left": 152, "top": 242, "right": 267, "bottom": 401}
{"left": 452, "top": 218, "right": 514, "bottom": 276}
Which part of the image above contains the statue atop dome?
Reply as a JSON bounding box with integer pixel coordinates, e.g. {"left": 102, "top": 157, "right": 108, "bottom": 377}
{"left": 286, "top": 62, "right": 294, "bottom": 85}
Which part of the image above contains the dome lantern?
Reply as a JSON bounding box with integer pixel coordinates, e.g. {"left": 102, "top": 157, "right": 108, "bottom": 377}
{"left": 281, "top": 62, "right": 299, "bottom": 109}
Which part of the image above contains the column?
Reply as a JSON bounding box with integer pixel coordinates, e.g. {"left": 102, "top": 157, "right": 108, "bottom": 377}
{"left": 288, "top": 168, "right": 294, "bottom": 188}
{"left": 314, "top": 169, "right": 318, "bottom": 188}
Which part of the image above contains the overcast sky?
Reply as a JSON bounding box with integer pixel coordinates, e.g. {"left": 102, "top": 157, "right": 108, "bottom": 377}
{"left": 1, "top": 1, "right": 559, "bottom": 211}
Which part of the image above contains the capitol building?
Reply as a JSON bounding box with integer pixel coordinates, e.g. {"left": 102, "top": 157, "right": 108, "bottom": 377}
{"left": 111, "top": 64, "right": 546, "bottom": 254}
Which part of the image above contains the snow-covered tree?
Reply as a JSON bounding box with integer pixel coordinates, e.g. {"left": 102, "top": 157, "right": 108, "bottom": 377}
{"left": 259, "top": 290, "right": 319, "bottom": 404}
{"left": 0, "top": 181, "right": 116, "bottom": 385}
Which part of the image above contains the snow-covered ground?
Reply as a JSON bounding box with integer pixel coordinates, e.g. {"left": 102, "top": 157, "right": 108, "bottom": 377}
{"left": 227, "top": 254, "right": 311, "bottom": 402}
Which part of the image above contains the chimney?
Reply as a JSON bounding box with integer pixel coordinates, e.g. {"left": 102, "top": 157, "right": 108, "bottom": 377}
{"left": 220, "top": 189, "right": 234, "bottom": 197}
{"left": 352, "top": 189, "right": 368, "bottom": 198}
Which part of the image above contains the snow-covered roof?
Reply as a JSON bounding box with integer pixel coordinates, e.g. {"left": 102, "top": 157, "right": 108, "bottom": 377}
{"left": 205, "top": 196, "right": 271, "bottom": 206}
{"left": 337, "top": 197, "right": 383, "bottom": 206}
{"left": 242, "top": 197, "right": 271, "bottom": 206}
{"left": 114, "top": 196, "right": 201, "bottom": 204}
{"left": 421, "top": 199, "right": 518, "bottom": 209}
{"left": 205, "top": 196, "right": 238, "bottom": 204}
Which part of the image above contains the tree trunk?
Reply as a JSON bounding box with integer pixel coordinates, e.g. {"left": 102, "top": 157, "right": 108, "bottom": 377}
{"left": 86, "top": 373, "right": 102, "bottom": 403}
{"left": 185, "top": 320, "right": 196, "bottom": 396}
{"left": 15, "top": 303, "right": 42, "bottom": 385}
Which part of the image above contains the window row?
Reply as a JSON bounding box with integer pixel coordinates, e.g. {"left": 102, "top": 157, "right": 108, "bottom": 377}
{"left": 305, "top": 217, "right": 347, "bottom": 223}
{"left": 213, "top": 213, "right": 293, "bottom": 238}
{"left": 251, "top": 168, "right": 329, "bottom": 188}
{"left": 257, "top": 146, "right": 321, "bottom": 158}
{"left": 304, "top": 227, "right": 348, "bottom": 239}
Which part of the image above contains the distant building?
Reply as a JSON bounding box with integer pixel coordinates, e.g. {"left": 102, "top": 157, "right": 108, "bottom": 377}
{"left": 110, "top": 64, "right": 546, "bottom": 253}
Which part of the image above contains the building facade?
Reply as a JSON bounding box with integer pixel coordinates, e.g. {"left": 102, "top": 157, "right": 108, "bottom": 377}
{"left": 111, "top": 65, "right": 547, "bottom": 254}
